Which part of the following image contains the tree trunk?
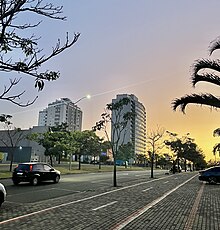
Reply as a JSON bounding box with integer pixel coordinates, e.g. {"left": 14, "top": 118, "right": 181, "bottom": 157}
{"left": 50, "top": 155, "right": 53, "bottom": 166}
{"left": 78, "top": 154, "right": 81, "bottom": 170}
{"left": 172, "top": 160, "right": 176, "bottom": 174}
{"left": 58, "top": 153, "right": 61, "bottom": 164}
{"left": 9, "top": 151, "right": 14, "bottom": 172}
{"left": 184, "top": 158, "right": 187, "bottom": 172}
{"left": 150, "top": 154, "right": 154, "bottom": 178}
{"left": 113, "top": 158, "right": 117, "bottom": 187}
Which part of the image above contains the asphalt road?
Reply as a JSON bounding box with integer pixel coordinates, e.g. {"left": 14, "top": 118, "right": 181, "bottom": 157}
{"left": 1, "top": 170, "right": 218, "bottom": 230}
{"left": 1, "top": 170, "right": 168, "bottom": 203}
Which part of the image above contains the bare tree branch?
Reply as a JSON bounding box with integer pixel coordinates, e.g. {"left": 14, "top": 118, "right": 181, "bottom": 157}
{"left": 0, "top": 0, "right": 80, "bottom": 107}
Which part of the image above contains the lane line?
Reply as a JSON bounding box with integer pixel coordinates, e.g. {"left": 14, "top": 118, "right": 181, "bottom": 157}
{"left": 142, "top": 187, "right": 153, "bottom": 192}
{"left": 7, "top": 188, "right": 58, "bottom": 197}
{"left": 111, "top": 174, "right": 197, "bottom": 230}
{"left": 184, "top": 182, "right": 205, "bottom": 230}
{"left": 92, "top": 201, "right": 118, "bottom": 211}
{"left": 90, "top": 180, "right": 107, "bottom": 183}
{"left": 52, "top": 188, "right": 80, "bottom": 192}
{"left": 0, "top": 175, "right": 174, "bottom": 225}
{"left": 163, "top": 181, "right": 169, "bottom": 184}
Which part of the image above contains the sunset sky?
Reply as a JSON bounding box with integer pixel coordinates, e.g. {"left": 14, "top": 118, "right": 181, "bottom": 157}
{"left": 1, "top": 0, "right": 220, "bottom": 161}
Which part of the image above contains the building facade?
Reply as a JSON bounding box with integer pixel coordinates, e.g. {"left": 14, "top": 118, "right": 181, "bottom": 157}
{"left": 111, "top": 94, "right": 146, "bottom": 159}
{"left": 0, "top": 126, "right": 49, "bottom": 163}
{"left": 38, "top": 98, "right": 83, "bottom": 131}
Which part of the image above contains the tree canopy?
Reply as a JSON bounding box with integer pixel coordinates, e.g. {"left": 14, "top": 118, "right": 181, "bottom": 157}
{"left": 0, "top": 0, "right": 80, "bottom": 106}
{"left": 172, "top": 37, "right": 220, "bottom": 113}
{"left": 93, "top": 97, "right": 135, "bottom": 187}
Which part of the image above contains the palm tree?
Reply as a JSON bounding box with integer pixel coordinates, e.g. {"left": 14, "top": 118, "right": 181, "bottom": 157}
{"left": 172, "top": 37, "right": 220, "bottom": 113}
{"left": 213, "top": 128, "right": 220, "bottom": 159}
{"left": 172, "top": 37, "right": 220, "bottom": 160}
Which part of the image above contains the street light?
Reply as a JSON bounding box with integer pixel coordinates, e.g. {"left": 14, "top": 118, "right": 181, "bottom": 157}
{"left": 74, "top": 95, "right": 91, "bottom": 104}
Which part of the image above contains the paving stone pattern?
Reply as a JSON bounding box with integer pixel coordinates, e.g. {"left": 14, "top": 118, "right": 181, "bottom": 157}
{"left": 0, "top": 172, "right": 220, "bottom": 230}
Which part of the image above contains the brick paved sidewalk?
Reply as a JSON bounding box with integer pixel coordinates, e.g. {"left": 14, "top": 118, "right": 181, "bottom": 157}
{"left": 120, "top": 176, "right": 220, "bottom": 230}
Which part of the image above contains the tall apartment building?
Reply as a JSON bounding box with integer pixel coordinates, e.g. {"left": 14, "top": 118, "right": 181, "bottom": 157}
{"left": 38, "top": 98, "right": 83, "bottom": 131}
{"left": 111, "top": 94, "right": 146, "bottom": 158}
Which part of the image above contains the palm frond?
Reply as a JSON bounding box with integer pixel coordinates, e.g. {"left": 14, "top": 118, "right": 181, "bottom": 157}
{"left": 193, "top": 59, "right": 220, "bottom": 76}
{"left": 209, "top": 38, "right": 220, "bottom": 55}
{"left": 213, "top": 128, "right": 220, "bottom": 137}
{"left": 172, "top": 93, "right": 220, "bottom": 113}
{"left": 192, "top": 73, "right": 220, "bottom": 87}
{"left": 213, "top": 143, "right": 220, "bottom": 156}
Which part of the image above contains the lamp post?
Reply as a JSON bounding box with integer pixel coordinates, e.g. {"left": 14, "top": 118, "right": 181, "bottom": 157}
{"left": 71, "top": 95, "right": 91, "bottom": 164}
{"left": 74, "top": 95, "right": 91, "bottom": 104}
{"left": 73, "top": 94, "right": 91, "bottom": 132}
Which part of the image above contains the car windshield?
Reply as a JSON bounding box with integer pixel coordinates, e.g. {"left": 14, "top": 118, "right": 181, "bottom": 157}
{"left": 15, "top": 164, "right": 30, "bottom": 171}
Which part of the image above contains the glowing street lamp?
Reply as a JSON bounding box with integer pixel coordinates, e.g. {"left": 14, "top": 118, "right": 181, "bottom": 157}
{"left": 74, "top": 94, "right": 91, "bottom": 104}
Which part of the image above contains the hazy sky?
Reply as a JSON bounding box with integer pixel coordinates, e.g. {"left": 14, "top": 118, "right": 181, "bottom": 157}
{"left": 2, "top": 0, "right": 220, "bottom": 161}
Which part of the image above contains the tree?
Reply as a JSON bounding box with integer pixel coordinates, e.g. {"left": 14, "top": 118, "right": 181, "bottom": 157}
{"left": 0, "top": 114, "right": 27, "bottom": 171}
{"left": 0, "top": 0, "right": 80, "bottom": 106}
{"left": 213, "top": 128, "right": 220, "bottom": 160}
{"left": 172, "top": 37, "right": 220, "bottom": 112}
{"left": 147, "top": 126, "right": 165, "bottom": 178}
{"left": 28, "top": 129, "right": 68, "bottom": 166}
{"left": 117, "top": 142, "right": 134, "bottom": 168}
{"left": 71, "top": 130, "right": 102, "bottom": 170}
{"left": 172, "top": 37, "right": 220, "bottom": 163}
{"left": 165, "top": 131, "right": 206, "bottom": 171}
{"left": 93, "top": 97, "right": 135, "bottom": 187}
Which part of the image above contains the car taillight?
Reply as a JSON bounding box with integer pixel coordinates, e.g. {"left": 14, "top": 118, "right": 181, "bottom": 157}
{"left": 30, "top": 165, "right": 33, "bottom": 171}
{"left": 14, "top": 165, "right": 18, "bottom": 171}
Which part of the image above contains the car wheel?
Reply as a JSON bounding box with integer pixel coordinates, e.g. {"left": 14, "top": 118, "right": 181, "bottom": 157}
{"left": 13, "top": 180, "right": 20, "bottom": 185}
{"left": 209, "top": 176, "right": 217, "bottom": 184}
{"left": 31, "top": 177, "right": 39, "bottom": 186}
{"left": 54, "top": 175, "right": 60, "bottom": 183}
{"left": 0, "top": 193, "right": 4, "bottom": 207}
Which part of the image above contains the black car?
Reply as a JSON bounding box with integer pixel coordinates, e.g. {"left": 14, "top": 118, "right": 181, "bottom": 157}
{"left": 199, "top": 166, "right": 220, "bottom": 184}
{"left": 12, "top": 162, "right": 60, "bottom": 186}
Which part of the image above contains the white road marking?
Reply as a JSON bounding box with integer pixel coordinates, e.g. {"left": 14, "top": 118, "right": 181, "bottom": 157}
{"left": 92, "top": 201, "right": 118, "bottom": 211}
{"left": 7, "top": 188, "right": 58, "bottom": 197}
{"left": 90, "top": 180, "right": 107, "bottom": 183}
{"left": 119, "top": 173, "right": 129, "bottom": 176}
{"left": 52, "top": 188, "right": 80, "bottom": 192}
{"left": 111, "top": 174, "right": 197, "bottom": 230}
{"left": 0, "top": 174, "right": 175, "bottom": 225}
{"left": 163, "top": 181, "right": 169, "bottom": 184}
{"left": 142, "top": 187, "right": 153, "bottom": 192}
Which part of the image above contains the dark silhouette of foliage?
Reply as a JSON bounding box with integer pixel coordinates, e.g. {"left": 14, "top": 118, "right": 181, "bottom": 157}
{"left": 172, "top": 37, "right": 220, "bottom": 113}
{"left": 0, "top": 0, "right": 80, "bottom": 106}
{"left": 0, "top": 114, "right": 26, "bottom": 171}
{"left": 93, "top": 97, "right": 135, "bottom": 187}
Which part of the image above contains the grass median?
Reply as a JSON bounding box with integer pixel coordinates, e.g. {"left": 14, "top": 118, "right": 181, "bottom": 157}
{"left": 0, "top": 162, "right": 147, "bottom": 179}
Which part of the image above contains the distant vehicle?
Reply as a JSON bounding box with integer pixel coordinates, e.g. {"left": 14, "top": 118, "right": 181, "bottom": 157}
{"left": 12, "top": 162, "right": 60, "bottom": 186}
{"left": 170, "top": 165, "right": 182, "bottom": 173}
{"left": 0, "top": 183, "right": 6, "bottom": 207}
{"left": 199, "top": 166, "right": 220, "bottom": 184}
{"left": 90, "top": 160, "right": 99, "bottom": 164}
{"left": 116, "top": 160, "right": 126, "bottom": 166}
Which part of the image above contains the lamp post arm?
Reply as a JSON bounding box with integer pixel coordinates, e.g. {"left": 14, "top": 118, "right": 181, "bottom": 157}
{"left": 74, "top": 95, "right": 91, "bottom": 104}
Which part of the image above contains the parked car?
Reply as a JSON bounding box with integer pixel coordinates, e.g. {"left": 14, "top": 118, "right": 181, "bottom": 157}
{"left": 199, "top": 166, "right": 220, "bottom": 184}
{"left": 12, "top": 162, "right": 61, "bottom": 186}
{"left": 0, "top": 183, "right": 6, "bottom": 207}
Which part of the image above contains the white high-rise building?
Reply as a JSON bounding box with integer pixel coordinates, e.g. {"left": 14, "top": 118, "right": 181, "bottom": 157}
{"left": 111, "top": 94, "right": 146, "bottom": 157}
{"left": 38, "top": 98, "right": 83, "bottom": 131}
